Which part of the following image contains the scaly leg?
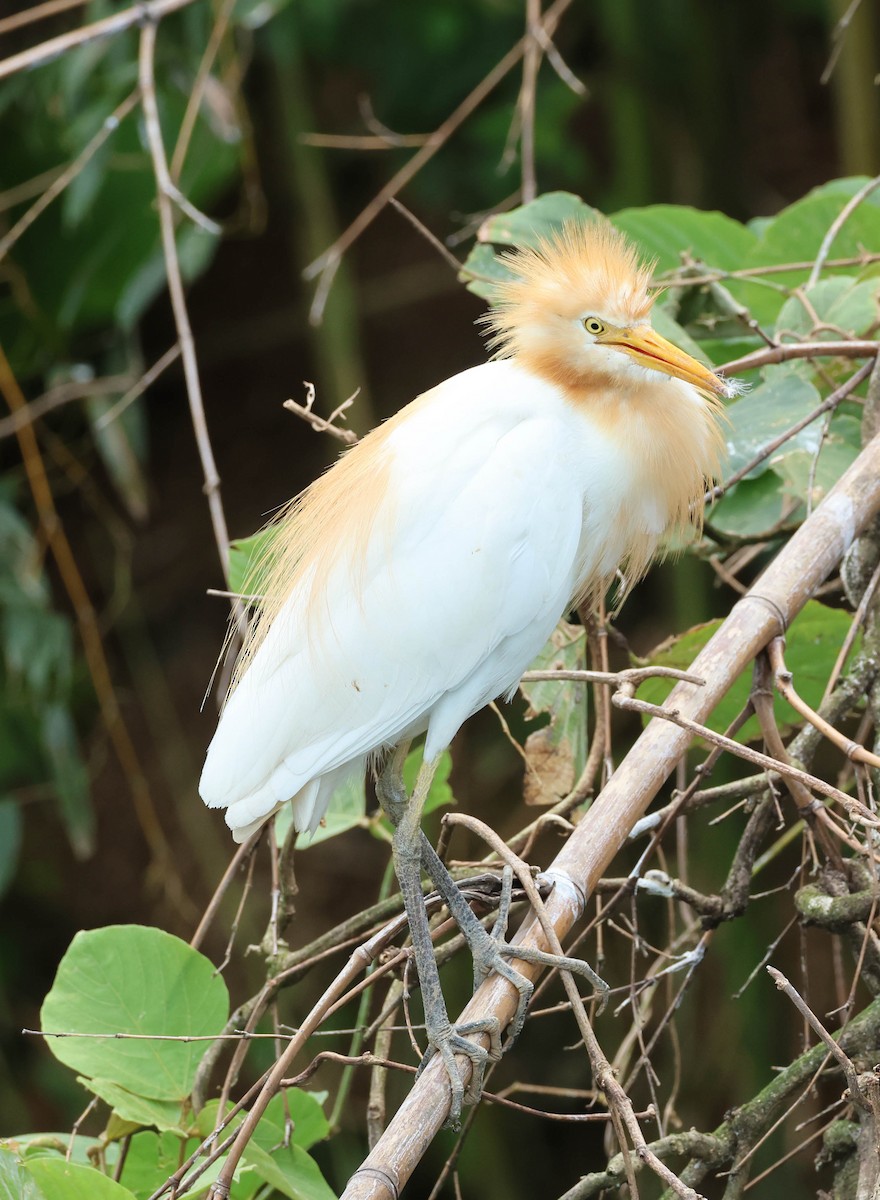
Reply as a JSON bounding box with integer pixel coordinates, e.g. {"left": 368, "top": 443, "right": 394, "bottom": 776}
{"left": 377, "top": 749, "right": 605, "bottom": 1115}
{"left": 387, "top": 755, "right": 501, "bottom": 1125}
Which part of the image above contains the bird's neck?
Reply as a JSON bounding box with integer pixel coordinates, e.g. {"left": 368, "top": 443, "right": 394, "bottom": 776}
{"left": 554, "top": 368, "right": 725, "bottom": 601}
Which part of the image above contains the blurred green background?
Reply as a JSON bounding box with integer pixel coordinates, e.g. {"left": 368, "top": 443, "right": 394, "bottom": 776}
{"left": 1, "top": 0, "right": 879, "bottom": 1195}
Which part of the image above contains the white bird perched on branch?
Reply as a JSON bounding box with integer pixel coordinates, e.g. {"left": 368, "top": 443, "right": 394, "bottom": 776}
{"left": 200, "top": 221, "right": 730, "bottom": 1120}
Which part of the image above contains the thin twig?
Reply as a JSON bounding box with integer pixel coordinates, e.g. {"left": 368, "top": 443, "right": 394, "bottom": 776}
{"left": 92, "top": 344, "right": 183, "bottom": 430}
{"left": 767, "top": 967, "right": 869, "bottom": 1109}
{"left": 519, "top": 0, "right": 541, "bottom": 203}
{"left": 808, "top": 174, "right": 880, "bottom": 287}
{"left": 0, "top": 0, "right": 197, "bottom": 80}
{"left": 0, "top": 374, "right": 133, "bottom": 440}
{"left": 169, "top": 0, "right": 237, "bottom": 183}
{"left": 283, "top": 382, "right": 358, "bottom": 445}
{"left": 138, "top": 18, "right": 240, "bottom": 617}
{"left": 768, "top": 636, "right": 880, "bottom": 769}
{"left": 821, "top": 0, "right": 865, "bottom": 83}
{"left": 0, "top": 0, "right": 90, "bottom": 35}
{"left": 612, "top": 686, "right": 876, "bottom": 822}
{"left": 705, "top": 362, "right": 874, "bottom": 502}
{"left": 302, "top": 0, "right": 575, "bottom": 287}
{"left": 0, "top": 346, "right": 185, "bottom": 898}
{"left": 721, "top": 339, "right": 877, "bottom": 376}
{"left": 190, "top": 829, "right": 263, "bottom": 951}
{"left": 299, "top": 132, "right": 430, "bottom": 149}
{"left": 824, "top": 554, "right": 880, "bottom": 701}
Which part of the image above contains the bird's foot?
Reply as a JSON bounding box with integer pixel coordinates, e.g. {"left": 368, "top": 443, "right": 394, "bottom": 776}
{"left": 418, "top": 1013, "right": 503, "bottom": 1128}
{"left": 466, "top": 866, "right": 609, "bottom": 1045}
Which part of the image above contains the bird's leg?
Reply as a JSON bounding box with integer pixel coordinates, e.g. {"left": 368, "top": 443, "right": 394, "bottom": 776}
{"left": 387, "top": 755, "right": 503, "bottom": 1125}
{"left": 377, "top": 754, "right": 605, "bottom": 1059}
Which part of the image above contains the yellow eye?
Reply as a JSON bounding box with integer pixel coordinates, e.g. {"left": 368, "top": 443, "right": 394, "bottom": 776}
{"left": 583, "top": 317, "right": 605, "bottom": 336}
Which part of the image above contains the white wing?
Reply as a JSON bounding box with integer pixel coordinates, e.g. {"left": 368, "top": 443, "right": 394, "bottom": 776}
{"left": 200, "top": 361, "right": 586, "bottom": 834}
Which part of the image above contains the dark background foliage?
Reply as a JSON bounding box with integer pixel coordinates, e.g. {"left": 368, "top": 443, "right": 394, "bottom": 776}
{"left": 1, "top": 0, "right": 879, "bottom": 1195}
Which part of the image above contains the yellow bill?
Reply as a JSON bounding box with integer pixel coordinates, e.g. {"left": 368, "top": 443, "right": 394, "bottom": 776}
{"left": 603, "top": 326, "right": 732, "bottom": 399}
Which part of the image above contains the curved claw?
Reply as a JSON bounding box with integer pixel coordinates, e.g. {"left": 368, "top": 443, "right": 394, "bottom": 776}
{"left": 418, "top": 1016, "right": 502, "bottom": 1127}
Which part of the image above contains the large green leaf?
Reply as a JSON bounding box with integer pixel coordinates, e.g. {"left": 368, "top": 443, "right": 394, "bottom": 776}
{"left": 611, "top": 204, "right": 757, "bottom": 273}
{"left": 709, "top": 472, "right": 789, "bottom": 540}
{"left": 117, "top": 1130, "right": 237, "bottom": 1200}
{"left": 638, "top": 600, "right": 855, "bottom": 741}
{"left": 747, "top": 178, "right": 880, "bottom": 280}
{"left": 723, "top": 369, "right": 823, "bottom": 479}
{"left": 731, "top": 177, "right": 880, "bottom": 326}
{"left": 476, "top": 191, "right": 598, "bottom": 247}
{"left": 24, "top": 1158, "right": 135, "bottom": 1200}
{"left": 80, "top": 1079, "right": 186, "bottom": 1135}
{"left": 40, "top": 926, "right": 229, "bottom": 1104}
{"left": 242, "top": 1142, "right": 336, "bottom": 1200}
{"left": 0, "top": 1147, "right": 44, "bottom": 1200}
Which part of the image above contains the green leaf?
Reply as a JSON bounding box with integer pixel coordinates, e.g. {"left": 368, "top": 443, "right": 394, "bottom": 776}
{"left": 242, "top": 1141, "right": 336, "bottom": 1200}
{"left": 276, "top": 770, "right": 366, "bottom": 849}
{"left": 3, "top": 605, "right": 73, "bottom": 699}
{"left": 249, "top": 1092, "right": 329, "bottom": 1154}
{"left": 773, "top": 276, "right": 880, "bottom": 342}
{"left": 461, "top": 242, "right": 518, "bottom": 300}
{"left": 81, "top": 1078, "right": 187, "bottom": 1134}
{"left": 24, "top": 1158, "right": 136, "bottom": 1200}
{"left": 477, "top": 192, "right": 598, "bottom": 247}
{"left": 774, "top": 415, "right": 861, "bottom": 510}
{"left": 731, "top": 177, "right": 880, "bottom": 326}
{"left": 638, "top": 600, "right": 855, "bottom": 741}
{"left": 461, "top": 193, "right": 599, "bottom": 301}
{"left": 117, "top": 1130, "right": 233, "bottom": 1200}
{"left": 4, "top": 1134, "right": 104, "bottom": 1168}
{"left": 611, "top": 204, "right": 757, "bottom": 273}
{"left": 723, "top": 369, "right": 823, "bottom": 479}
{"left": 40, "top": 926, "right": 229, "bottom": 1103}
{"left": 748, "top": 178, "right": 880, "bottom": 282}
{"left": 63, "top": 141, "right": 112, "bottom": 230}
{"left": 0, "top": 1146, "right": 44, "bottom": 1200}
{"left": 519, "top": 621, "right": 587, "bottom": 805}
{"left": 227, "top": 527, "right": 279, "bottom": 598}
{"left": 709, "top": 471, "right": 790, "bottom": 539}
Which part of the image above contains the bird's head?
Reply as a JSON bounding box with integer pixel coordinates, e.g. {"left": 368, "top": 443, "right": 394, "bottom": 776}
{"left": 484, "top": 221, "right": 735, "bottom": 402}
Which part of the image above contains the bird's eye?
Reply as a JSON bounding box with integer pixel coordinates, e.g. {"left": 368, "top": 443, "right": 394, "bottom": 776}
{"left": 583, "top": 317, "right": 606, "bottom": 336}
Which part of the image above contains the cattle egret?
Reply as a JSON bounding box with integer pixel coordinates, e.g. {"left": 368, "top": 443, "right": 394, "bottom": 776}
{"left": 201, "top": 221, "right": 729, "bottom": 1120}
